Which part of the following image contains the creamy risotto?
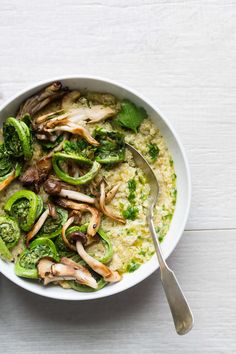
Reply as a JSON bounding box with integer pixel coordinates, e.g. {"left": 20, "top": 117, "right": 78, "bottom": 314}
{"left": 0, "top": 82, "right": 176, "bottom": 292}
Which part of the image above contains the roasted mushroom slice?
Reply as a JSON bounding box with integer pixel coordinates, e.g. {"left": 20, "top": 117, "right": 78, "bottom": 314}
{"left": 37, "top": 258, "right": 54, "bottom": 278}
{"left": 37, "top": 257, "right": 97, "bottom": 288}
{"left": 34, "top": 104, "right": 117, "bottom": 146}
{"left": 20, "top": 156, "right": 52, "bottom": 192}
{"left": 51, "top": 263, "right": 97, "bottom": 288}
{"left": 17, "top": 81, "right": 68, "bottom": 118}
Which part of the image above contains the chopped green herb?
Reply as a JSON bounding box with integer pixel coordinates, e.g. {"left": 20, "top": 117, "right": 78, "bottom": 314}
{"left": 172, "top": 189, "right": 177, "bottom": 205}
{"left": 138, "top": 174, "right": 146, "bottom": 184}
{"left": 126, "top": 259, "right": 140, "bottom": 273}
{"left": 128, "top": 192, "right": 135, "bottom": 203}
{"left": 172, "top": 173, "right": 177, "bottom": 182}
{"left": 140, "top": 193, "right": 148, "bottom": 201}
{"left": 148, "top": 143, "right": 159, "bottom": 162}
{"left": 127, "top": 179, "right": 136, "bottom": 203}
{"left": 122, "top": 206, "right": 138, "bottom": 220}
{"left": 158, "top": 236, "right": 164, "bottom": 243}
{"left": 139, "top": 249, "right": 146, "bottom": 256}
{"left": 119, "top": 202, "right": 125, "bottom": 211}
{"left": 128, "top": 179, "right": 136, "bottom": 192}
{"left": 113, "top": 100, "right": 147, "bottom": 133}
{"left": 162, "top": 213, "right": 173, "bottom": 222}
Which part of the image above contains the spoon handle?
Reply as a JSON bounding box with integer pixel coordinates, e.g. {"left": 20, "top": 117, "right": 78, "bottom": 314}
{"left": 148, "top": 215, "right": 194, "bottom": 335}
{"left": 160, "top": 266, "right": 194, "bottom": 335}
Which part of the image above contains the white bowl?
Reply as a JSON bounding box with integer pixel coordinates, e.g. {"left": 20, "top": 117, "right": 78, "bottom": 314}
{"left": 0, "top": 76, "right": 191, "bottom": 300}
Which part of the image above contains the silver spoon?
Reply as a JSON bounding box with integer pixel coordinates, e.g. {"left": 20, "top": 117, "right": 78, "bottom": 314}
{"left": 126, "top": 143, "right": 194, "bottom": 335}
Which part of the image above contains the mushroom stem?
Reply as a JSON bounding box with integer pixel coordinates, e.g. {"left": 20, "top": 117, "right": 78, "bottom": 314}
{"left": 100, "top": 181, "right": 126, "bottom": 224}
{"left": 61, "top": 216, "right": 77, "bottom": 251}
{"left": 17, "top": 82, "right": 67, "bottom": 118}
{"left": 105, "top": 183, "right": 121, "bottom": 204}
{"left": 59, "top": 189, "right": 95, "bottom": 204}
{"left": 76, "top": 241, "right": 121, "bottom": 283}
{"left": 26, "top": 209, "right": 50, "bottom": 246}
{"left": 0, "top": 171, "right": 16, "bottom": 192}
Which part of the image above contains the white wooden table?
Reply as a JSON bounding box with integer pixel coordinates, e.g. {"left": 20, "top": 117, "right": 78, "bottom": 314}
{"left": 0, "top": 1, "right": 235, "bottom": 353}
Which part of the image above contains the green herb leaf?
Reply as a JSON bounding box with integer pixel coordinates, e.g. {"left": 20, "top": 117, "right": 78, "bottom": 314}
{"left": 148, "top": 143, "right": 159, "bottom": 162}
{"left": 113, "top": 100, "right": 147, "bottom": 132}
{"left": 127, "top": 179, "right": 136, "bottom": 203}
{"left": 122, "top": 205, "right": 138, "bottom": 220}
{"left": 126, "top": 259, "right": 140, "bottom": 273}
{"left": 128, "top": 179, "right": 136, "bottom": 193}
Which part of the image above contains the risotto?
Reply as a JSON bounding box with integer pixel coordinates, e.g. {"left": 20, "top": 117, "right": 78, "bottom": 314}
{"left": 0, "top": 82, "right": 176, "bottom": 292}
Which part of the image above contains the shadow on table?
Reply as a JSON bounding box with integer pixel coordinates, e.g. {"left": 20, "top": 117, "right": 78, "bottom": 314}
{"left": 0, "top": 269, "right": 162, "bottom": 328}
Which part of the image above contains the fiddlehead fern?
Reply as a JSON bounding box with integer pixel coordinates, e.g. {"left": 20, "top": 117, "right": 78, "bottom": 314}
{"left": 4, "top": 190, "right": 43, "bottom": 232}
{"left": 0, "top": 144, "right": 22, "bottom": 192}
{"left": 0, "top": 144, "right": 15, "bottom": 177}
{"left": 52, "top": 152, "right": 100, "bottom": 185}
{"left": 0, "top": 216, "right": 21, "bottom": 261}
{"left": 96, "top": 229, "right": 113, "bottom": 264}
{"left": 15, "top": 237, "right": 59, "bottom": 279}
{"left": 3, "top": 117, "right": 33, "bottom": 160}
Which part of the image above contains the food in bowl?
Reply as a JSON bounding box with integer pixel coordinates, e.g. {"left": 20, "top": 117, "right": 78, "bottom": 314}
{"left": 0, "top": 81, "right": 176, "bottom": 292}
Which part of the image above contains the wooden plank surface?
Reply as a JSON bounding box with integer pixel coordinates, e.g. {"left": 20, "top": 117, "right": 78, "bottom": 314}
{"left": 0, "top": 230, "right": 235, "bottom": 354}
{"left": 0, "top": 0, "right": 235, "bottom": 353}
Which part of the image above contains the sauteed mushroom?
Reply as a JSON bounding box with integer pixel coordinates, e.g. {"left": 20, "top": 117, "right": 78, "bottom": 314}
{"left": 99, "top": 181, "right": 125, "bottom": 224}
{"left": 34, "top": 104, "right": 117, "bottom": 146}
{"left": 17, "top": 81, "right": 68, "bottom": 118}
{"left": 54, "top": 197, "right": 101, "bottom": 237}
{"left": 37, "top": 257, "right": 97, "bottom": 289}
{"left": 76, "top": 241, "right": 121, "bottom": 283}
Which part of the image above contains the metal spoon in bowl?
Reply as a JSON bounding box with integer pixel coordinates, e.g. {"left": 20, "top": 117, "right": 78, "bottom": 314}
{"left": 126, "top": 143, "right": 194, "bottom": 335}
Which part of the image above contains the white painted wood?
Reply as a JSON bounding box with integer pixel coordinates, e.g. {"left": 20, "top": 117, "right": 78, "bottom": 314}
{"left": 0, "top": 1, "right": 235, "bottom": 352}
{"left": 0, "top": 230, "right": 235, "bottom": 354}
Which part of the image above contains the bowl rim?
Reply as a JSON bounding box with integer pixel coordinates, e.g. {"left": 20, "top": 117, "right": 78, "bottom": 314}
{"left": 0, "top": 75, "right": 191, "bottom": 300}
